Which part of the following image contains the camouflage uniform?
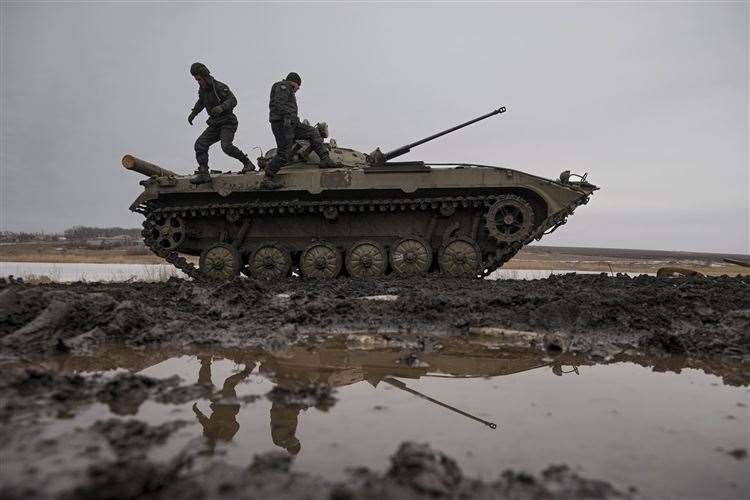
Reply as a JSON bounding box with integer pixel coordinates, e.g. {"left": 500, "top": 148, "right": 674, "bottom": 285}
{"left": 190, "top": 76, "right": 251, "bottom": 170}
{"left": 266, "top": 78, "right": 333, "bottom": 176}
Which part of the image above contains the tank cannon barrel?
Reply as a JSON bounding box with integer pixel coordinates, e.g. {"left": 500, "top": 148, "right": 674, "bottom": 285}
{"left": 122, "top": 155, "right": 177, "bottom": 178}
{"left": 368, "top": 107, "right": 506, "bottom": 166}
{"left": 383, "top": 377, "right": 497, "bottom": 429}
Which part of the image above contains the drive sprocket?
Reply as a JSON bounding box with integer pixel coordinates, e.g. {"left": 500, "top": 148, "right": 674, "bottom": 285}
{"left": 484, "top": 195, "right": 534, "bottom": 244}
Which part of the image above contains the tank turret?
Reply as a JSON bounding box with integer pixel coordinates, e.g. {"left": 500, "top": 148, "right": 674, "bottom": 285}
{"left": 123, "top": 108, "right": 598, "bottom": 281}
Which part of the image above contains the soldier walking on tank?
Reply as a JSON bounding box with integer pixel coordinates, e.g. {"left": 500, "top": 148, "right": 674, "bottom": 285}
{"left": 188, "top": 62, "right": 256, "bottom": 185}
{"left": 260, "top": 72, "right": 336, "bottom": 190}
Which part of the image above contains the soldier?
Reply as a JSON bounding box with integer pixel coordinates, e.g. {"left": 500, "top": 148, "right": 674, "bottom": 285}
{"left": 188, "top": 62, "right": 256, "bottom": 185}
{"left": 192, "top": 355, "right": 256, "bottom": 449}
{"left": 260, "top": 72, "right": 336, "bottom": 190}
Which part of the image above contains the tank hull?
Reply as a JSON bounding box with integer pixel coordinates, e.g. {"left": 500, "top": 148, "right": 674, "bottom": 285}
{"left": 130, "top": 162, "right": 597, "bottom": 280}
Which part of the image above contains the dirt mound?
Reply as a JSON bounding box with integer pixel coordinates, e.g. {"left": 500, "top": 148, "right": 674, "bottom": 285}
{"left": 2, "top": 437, "right": 629, "bottom": 500}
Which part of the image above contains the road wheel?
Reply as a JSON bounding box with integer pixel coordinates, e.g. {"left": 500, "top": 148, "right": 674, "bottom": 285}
{"left": 390, "top": 237, "right": 432, "bottom": 276}
{"left": 199, "top": 243, "right": 241, "bottom": 280}
{"left": 439, "top": 237, "right": 481, "bottom": 277}
{"left": 300, "top": 241, "right": 342, "bottom": 279}
{"left": 248, "top": 242, "right": 292, "bottom": 280}
{"left": 485, "top": 195, "right": 535, "bottom": 243}
{"left": 346, "top": 240, "right": 387, "bottom": 279}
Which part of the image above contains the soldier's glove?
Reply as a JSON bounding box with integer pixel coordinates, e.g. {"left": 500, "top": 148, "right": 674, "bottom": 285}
{"left": 209, "top": 106, "right": 223, "bottom": 117}
{"left": 188, "top": 112, "right": 197, "bottom": 126}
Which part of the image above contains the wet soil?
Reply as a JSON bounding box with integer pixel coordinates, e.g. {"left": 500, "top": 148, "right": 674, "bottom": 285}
{"left": 1, "top": 274, "right": 748, "bottom": 499}
{"left": 2, "top": 274, "right": 748, "bottom": 367}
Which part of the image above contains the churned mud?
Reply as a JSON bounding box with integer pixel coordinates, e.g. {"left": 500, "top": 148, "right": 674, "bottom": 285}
{"left": 1, "top": 274, "right": 748, "bottom": 499}
{"left": 2, "top": 274, "right": 748, "bottom": 366}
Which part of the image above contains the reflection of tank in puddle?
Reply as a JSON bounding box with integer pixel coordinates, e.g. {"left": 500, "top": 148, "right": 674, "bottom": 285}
{"left": 41, "top": 341, "right": 580, "bottom": 455}
{"left": 255, "top": 341, "right": 584, "bottom": 452}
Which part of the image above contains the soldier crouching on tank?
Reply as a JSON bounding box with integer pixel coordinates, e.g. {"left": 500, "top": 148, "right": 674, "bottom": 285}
{"left": 187, "top": 62, "right": 256, "bottom": 185}
{"left": 259, "top": 72, "right": 336, "bottom": 190}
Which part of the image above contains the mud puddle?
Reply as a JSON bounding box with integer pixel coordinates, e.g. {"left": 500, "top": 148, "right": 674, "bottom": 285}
{"left": 7, "top": 337, "right": 748, "bottom": 500}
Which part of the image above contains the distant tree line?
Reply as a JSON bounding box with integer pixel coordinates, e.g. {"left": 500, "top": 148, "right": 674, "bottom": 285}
{"left": 0, "top": 231, "right": 58, "bottom": 243}
{"left": 1, "top": 226, "right": 142, "bottom": 243}
{"left": 62, "top": 226, "right": 142, "bottom": 241}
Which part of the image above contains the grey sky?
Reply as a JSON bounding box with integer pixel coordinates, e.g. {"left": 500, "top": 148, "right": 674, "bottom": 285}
{"left": 1, "top": 2, "right": 747, "bottom": 253}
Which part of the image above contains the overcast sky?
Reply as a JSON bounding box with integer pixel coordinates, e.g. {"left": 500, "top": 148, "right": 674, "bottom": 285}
{"left": 1, "top": 2, "right": 747, "bottom": 253}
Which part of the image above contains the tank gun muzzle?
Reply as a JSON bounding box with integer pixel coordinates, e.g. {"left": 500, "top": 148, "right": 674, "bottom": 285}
{"left": 121, "top": 155, "right": 177, "bottom": 178}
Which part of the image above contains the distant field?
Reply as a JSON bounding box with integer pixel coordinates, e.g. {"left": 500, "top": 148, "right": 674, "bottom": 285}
{"left": 1, "top": 240, "right": 747, "bottom": 276}
{"left": 0, "top": 241, "right": 163, "bottom": 264}
{"left": 506, "top": 245, "right": 750, "bottom": 276}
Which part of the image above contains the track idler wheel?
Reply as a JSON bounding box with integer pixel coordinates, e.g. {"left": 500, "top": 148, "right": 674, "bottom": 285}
{"left": 346, "top": 240, "right": 387, "bottom": 279}
{"left": 300, "top": 241, "right": 342, "bottom": 279}
{"left": 199, "top": 243, "right": 241, "bottom": 281}
{"left": 485, "top": 195, "right": 534, "bottom": 244}
{"left": 439, "top": 237, "right": 481, "bottom": 277}
{"left": 145, "top": 214, "right": 186, "bottom": 251}
{"left": 248, "top": 242, "right": 292, "bottom": 280}
{"left": 390, "top": 238, "right": 432, "bottom": 276}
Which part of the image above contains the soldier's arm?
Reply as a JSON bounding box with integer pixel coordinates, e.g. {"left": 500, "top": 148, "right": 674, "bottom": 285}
{"left": 215, "top": 83, "right": 237, "bottom": 113}
{"left": 192, "top": 402, "right": 209, "bottom": 425}
{"left": 190, "top": 97, "right": 205, "bottom": 116}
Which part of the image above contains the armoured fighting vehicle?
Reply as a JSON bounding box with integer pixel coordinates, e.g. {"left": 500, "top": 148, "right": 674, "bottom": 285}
{"left": 124, "top": 107, "right": 598, "bottom": 280}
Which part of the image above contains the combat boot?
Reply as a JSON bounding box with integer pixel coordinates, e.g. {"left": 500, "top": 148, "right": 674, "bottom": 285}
{"left": 240, "top": 156, "right": 257, "bottom": 174}
{"left": 318, "top": 155, "right": 337, "bottom": 168}
{"left": 190, "top": 166, "right": 211, "bottom": 185}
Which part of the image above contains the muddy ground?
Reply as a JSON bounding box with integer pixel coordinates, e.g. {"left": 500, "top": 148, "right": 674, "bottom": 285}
{"left": 1, "top": 273, "right": 748, "bottom": 499}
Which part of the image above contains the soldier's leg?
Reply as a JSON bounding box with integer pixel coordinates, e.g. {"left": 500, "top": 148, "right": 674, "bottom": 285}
{"left": 192, "top": 126, "right": 221, "bottom": 184}
{"left": 197, "top": 356, "right": 214, "bottom": 386}
{"left": 219, "top": 123, "right": 254, "bottom": 170}
{"left": 294, "top": 121, "right": 335, "bottom": 166}
{"left": 267, "top": 119, "right": 295, "bottom": 176}
{"left": 194, "top": 126, "right": 221, "bottom": 168}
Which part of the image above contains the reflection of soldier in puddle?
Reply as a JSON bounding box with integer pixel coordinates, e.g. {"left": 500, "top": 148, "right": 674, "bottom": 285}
{"left": 192, "top": 355, "right": 255, "bottom": 448}
{"left": 189, "top": 354, "right": 309, "bottom": 455}
{"left": 269, "top": 400, "right": 304, "bottom": 455}
{"left": 260, "top": 358, "right": 334, "bottom": 456}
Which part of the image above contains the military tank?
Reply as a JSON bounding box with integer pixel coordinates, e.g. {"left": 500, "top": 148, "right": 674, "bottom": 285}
{"left": 123, "top": 107, "right": 598, "bottom": 280}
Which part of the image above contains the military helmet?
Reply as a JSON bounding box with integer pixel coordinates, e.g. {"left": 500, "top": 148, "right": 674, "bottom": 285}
{"left": 286, "top": 72, "right": 301, "bottom": 85}
{"left": 190, "top": 62, "right": 210, "bottom": 77}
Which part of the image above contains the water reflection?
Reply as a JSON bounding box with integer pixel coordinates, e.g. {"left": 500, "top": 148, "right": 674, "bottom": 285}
{"left": 46, "top": 339, "right": 582, "bottom": 455}
{"left": 192, "top": 356, "right": 255, "bottom": 447}
{"left": 34, "top": 339, "right": 750, "bottom": 499}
